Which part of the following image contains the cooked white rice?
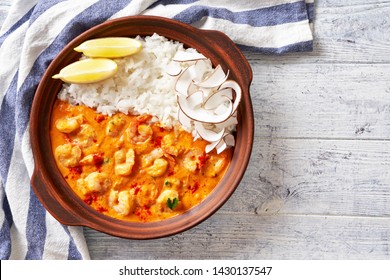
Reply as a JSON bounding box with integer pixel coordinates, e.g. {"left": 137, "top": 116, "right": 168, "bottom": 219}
{"left": 58, "top": 33, "right": 204, "bottom": 128}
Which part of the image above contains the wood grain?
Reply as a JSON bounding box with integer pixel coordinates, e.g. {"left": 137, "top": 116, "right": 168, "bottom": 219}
{"left": 231, "top": 138, "right": 390, "bottom": 217}
{"left": 84, "top": 212, "right": 390, "bottom": 259}
{"left": 250, "top": 63, "right": 390, "bottom": 139}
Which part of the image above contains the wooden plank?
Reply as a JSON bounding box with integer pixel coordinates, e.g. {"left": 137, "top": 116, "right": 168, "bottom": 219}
{"left": 250, "top": 62, "right": 390, "bottom": 139}
{"left": 312, "top": 3, "right": 390, "bottom": 63}
{"left": 230, "top": 138, "right": 390, "bottom": 217}
{"left": 245, "top": 1, "right": 390, "bottom": 63}
{"left": 84, "top": 212, "right": 390, "bottom": 259}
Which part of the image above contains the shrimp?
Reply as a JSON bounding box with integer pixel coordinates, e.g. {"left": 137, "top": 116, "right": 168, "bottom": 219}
{"left": 114, "top": 148, "right": 135, "bottom": 176}
{"left": 161, "top": 133, "right": 182, "bottom": 156}
{"left": 140, "top": 148, "right": 168, "bottom": 177}
{"left": 55, "top": 115, "right": 83, "bottom": 133}
{"left": 133, "top": 183, "right": 158, "bottom": 207}
{"left": 73, "top": 124, "right": 97, "bottom": 148}
{"left": 125, "top": 116, "right": 153, "bottom": 144}
{"left": 146, "top": 158, "right": 168, "bottom": 177}
{"left": 106, "top": 114, "right": 126, "bottom": 137}
{"left": 182, "top": 148, "right": 203, "bottom": 173}
{"left": 109, "top": 190, "right": 135, "bottom": 216}
{"left": 141, "top": 148, "right": 164, "bottom": 168}
{"left": 156, "top": 189, "right": 179, "bottom": 212}
{"left": 85, "top": 172, "right": 111, "bottom": 193}
{"left": 205, "top": 156, "right": 227, "bottom": 177}
{"left": 77, "top": 172, "right": 111, "bottom": 194}
{"left": 55, "top": 143, "right": 81, "bottom": 167}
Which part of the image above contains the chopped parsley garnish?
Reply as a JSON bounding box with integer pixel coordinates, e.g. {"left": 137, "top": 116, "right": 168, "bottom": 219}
{"left": 166, "top": 197, "right": 178, "bottom": 210}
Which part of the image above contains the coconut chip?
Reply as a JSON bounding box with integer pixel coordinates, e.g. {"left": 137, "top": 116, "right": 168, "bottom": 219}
{"left": 170, "top": 52, "right": 242, "bottom": 153}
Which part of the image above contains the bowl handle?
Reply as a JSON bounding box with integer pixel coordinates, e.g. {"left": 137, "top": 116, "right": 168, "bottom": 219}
{"left": 200, "top": 29, "right": 253, "bottom": 88}
{"left": 31, "top": 169, "right": 82, "bottom": 226}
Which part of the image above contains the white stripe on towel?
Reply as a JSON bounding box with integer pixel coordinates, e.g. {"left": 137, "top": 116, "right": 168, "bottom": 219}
{"left": 0, "top": 22, "right": 28, "bottom": 105}
{"left": 192, "top": 17, "right": 313, "bottom": 49}
{"left": 110, "top": 0, "right": 156, "bottom": 19}
{"left": 6, "top": 137, "right": 31, "bottom": 259}
{"left": 42, "top": 215, "right": 72, "bottom": 260}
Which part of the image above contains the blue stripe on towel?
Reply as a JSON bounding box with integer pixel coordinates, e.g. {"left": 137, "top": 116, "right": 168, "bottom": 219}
{"left": 0, "top": 74, "right": 18, "bottom": 260}
{"left": 68, "top": 240, "right": 83, "bottom": 260}
{"left": 238, "top": 40, "right": 313, "bottom": 54}
{"left": 63, "top": 225, "right": 83, "bottom": 260}
{"left": 148, "top": 0, "right": 199, "bottom": 9}
{"left": 0, "top": 74, "right": 18, "bottom": 184}
{"left": 25, "top": 186, "right": 47, "bottom": 260}
{"left": 173, "top": 2, "right": 309, "bottom": 27}
{"left": 0, "top": 197, "right": 13, "bottom": 259}
{"left": 307, "top": 2, "right": 315, "bottom": 22}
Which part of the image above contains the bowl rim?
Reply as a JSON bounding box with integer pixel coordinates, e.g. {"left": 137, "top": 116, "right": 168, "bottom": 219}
{"left": 30, "top": 15, "right": 254, "bottom": 239}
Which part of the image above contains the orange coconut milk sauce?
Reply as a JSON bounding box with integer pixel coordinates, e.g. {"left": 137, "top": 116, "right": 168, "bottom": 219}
{"left": 50, "top": 100, "right": 232, "bottom": 222}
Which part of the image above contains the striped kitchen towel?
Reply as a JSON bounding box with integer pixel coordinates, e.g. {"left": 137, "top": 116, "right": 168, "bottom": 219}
{"left": 0, "top": 0, "right": 314, "bottom": 260}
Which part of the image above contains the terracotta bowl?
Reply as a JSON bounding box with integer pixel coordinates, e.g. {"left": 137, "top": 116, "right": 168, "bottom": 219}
{"left": 30, "top": 16, "right": 253, "bottom": 239}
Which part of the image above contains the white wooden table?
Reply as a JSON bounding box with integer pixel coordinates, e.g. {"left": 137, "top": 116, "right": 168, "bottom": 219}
{"left": 2, "top": 1, "right": 390, "bottom": 259}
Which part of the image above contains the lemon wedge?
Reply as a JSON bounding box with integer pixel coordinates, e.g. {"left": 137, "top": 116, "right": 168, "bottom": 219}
{"left": 74, "top": 37, "right": 142, "bottom": 58}
{"left": 52, "top": 58, "right": 118, "bottom": 84}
